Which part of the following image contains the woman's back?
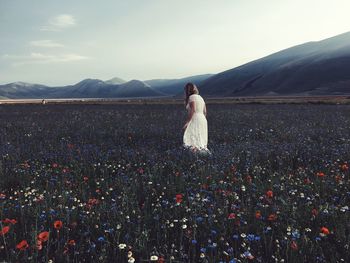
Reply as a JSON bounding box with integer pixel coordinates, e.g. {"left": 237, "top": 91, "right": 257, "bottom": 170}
{"left": 187, "top": 94, "right": 205, "bottom": 114}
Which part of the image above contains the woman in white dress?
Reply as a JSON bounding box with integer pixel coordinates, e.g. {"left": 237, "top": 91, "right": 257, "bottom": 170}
{"left": 183, "top": 83, "right": 209, "bottom": 153}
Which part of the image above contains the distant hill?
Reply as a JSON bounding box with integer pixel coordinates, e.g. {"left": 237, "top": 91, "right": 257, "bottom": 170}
{"left": 0, "top": 82, "right": 53, "bottom": 99}
{"left": 47, "top": 79, "right": 163, "bottom": 98}
{"left": 113, "top": 80, "right": 156, "bottom": 97}
{"left": 105, "top": 77, "right": 126, "bottom": 85}
{"left": 145, "top": 74, "right": 214, "bottom": 95}
{"left": 0, "top": 74, "right": 213, "bottom": 99}
{"left": 0, "top": 78, "right": 163, "bottom": 99}
{"left": 200, "top": 31, "right": 350, "bottom": 96}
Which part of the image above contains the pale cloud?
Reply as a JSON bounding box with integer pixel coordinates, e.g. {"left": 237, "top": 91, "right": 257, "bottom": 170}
{"left": 3, "top": 52, "right": 89, "bottom": 66}
{"left": 40, "top": 14, "right": 76, "bottom": 31}
{"left": 30, "top": 40, "right": 64, "bottom": 48}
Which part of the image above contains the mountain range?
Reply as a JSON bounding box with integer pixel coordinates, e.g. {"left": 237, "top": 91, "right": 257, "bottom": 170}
{"left": 1, "top": 31, "right": 350, "bottom": 99}
{"left": 0, "top": 74, "right": 213, "bottom": 99}
{"left": 200, "top": 31, "right": 350, "bottom": 96}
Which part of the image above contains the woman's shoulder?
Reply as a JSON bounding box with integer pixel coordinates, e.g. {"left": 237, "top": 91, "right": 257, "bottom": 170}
{"left": 192, "top": 94, "right": 204, "bottom": 100}
{"left": 189, "top": 94, "right": 201, "bottom": 99}
{"left": 189, "top": 94, "right": 205, "bottom": 102}
{"left": 188, "top": 94, "right": 197, "bottom": 101}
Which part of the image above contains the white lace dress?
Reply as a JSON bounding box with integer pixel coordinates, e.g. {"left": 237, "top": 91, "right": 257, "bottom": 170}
{"left": 183, "top": 94, "right": 208, "bottom": 151}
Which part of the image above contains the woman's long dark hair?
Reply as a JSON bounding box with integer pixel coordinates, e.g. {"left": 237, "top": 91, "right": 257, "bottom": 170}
{"left": 184, "top": 83, "right": 199, "bottom": 106}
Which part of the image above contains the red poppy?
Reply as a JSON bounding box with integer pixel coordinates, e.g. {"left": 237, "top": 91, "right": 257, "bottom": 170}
{"left": 228, "top": 213, "right": 236, "bottom": 219}
{"left": 341, "top": 164, "right": 349, "bottom": 171}
{"left": 138, "top": 167, "right": 144, "bottom": 174}
{"left": 0, "top": 226, "right": 10, "bottom": 236}
{"left": 290, "top": 240, "right": 298, "bottom": 250}
{"left": 68, "top": 239, "right": 76, "bottom": 246}
{"left": 266, "top": 190, "right": 273, "bottom": 198}
{"left": 52, "top": 163, "right": 58, "bottom": 168}
{"left": 2, "top": 218, "right": 17, "bottom": 224}
{"left": 38, "top": 231, "right": 50, "bottom": 242}
{"left": 176, "top": 194, "right": 183, "bottom": 203}
{"left": 54, "top": 220, "right": 63, "bottom": 230}
{"left": 312, "top": 208, "right": 318, "bottom": 217}
{"left": 268, "top": 213, "right": 277, "bottom": 221}
{"left": 88, "top": 198, "right": 99, "bottom": 206}
{"left": 16, "top": 240, "right": 29, "bottom": 250}
{"left": 316, "top": 172, "right": 325, "bottom": 177}
{"left": 83, "top": 176, "right": 89, "bottom": 182}
{"left": 320, "top": 227, "right": 330, "bottom": 235}
{"left": 255, "top": 211, "right": 262, "bottom": 219}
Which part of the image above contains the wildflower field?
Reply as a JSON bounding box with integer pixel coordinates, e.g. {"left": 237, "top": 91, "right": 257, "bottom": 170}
{"left": 0, "top": 103, "right": 349, "bottom": 263}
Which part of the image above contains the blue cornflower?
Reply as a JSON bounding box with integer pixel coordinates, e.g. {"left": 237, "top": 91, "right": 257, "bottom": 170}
{"left": 207, "top": 243, "right": 217, "bottom": 250}
{"left": 243, "top": 251, "right": 254, "bottom": 259}
{"left": 98, "top": 236, "right": 106, "bottom": 242}
{"left": 49, "top": 209, "right": 57, "bottom": 215}
{"left": 196, "top": 217, "right": 204, "bottom": 223}
{"left": 247, "top": 234, "right": 255, "bottom": 242}
{"left": 263, "top": 227, "right": 272, "bottom": 233}
{"left": 292, "top": 230, "right": 300, "bottom": 239}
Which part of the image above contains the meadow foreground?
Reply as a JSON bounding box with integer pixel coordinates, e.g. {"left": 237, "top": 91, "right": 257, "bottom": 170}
{"left": 0, "top": 103, "right": 349, "bottom": 262}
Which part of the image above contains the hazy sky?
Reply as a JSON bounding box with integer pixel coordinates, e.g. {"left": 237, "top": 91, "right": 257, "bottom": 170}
{"left": 1, "top": 0, "right": 350, "bottom": 86}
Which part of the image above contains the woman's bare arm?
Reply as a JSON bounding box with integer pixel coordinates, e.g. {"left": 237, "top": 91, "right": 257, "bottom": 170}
{"left": 183, "top": 101, "right": 195, "bottom": 129}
